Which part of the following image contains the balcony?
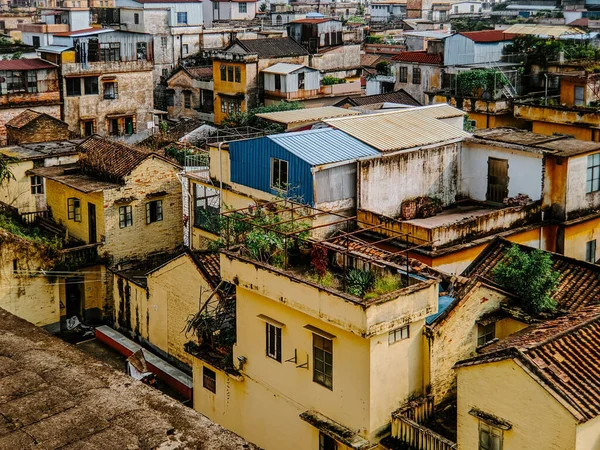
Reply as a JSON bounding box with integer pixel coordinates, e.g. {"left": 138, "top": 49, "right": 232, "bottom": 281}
{"left": 319, "top": 79, "right": 362, "bottom": 96}
{"left": 514, "top": 97, "right": 600, "bottom": 127}
{"left": 358, "top": 200, "right": 541, "bottom": 250}
{"left": 62, "top": 59, "right": 154, "bottom": 76}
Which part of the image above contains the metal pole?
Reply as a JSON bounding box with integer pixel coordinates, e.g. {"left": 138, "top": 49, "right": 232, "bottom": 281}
{"left": 544, "top": 74, "right": 548, "bottom": 106}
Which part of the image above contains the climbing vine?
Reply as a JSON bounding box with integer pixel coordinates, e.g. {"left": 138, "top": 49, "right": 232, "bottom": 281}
{"left": 455, "top": 69, "right": 507, "bottom": 98}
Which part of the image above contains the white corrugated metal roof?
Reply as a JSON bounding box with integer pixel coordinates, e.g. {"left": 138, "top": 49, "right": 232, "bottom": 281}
{"left": 268, "top": 128, "right": 380, "bottom": 166}
{"left": 37, "top": 45, "right": 72, "bottom": 54}
{"left": 324, "top": 107, "right": 469, "bottom": 153}
{"left": 262, "top": 62, "right": 313, "bottom": 75}
{"left": 503, "top": 24, "right": 585, "bottom": 37}
{"left": 405, "top": 104, "right": 466, "bottom": 119}
{"left": 256, "top": 106, "right": 361, "bottom": 125}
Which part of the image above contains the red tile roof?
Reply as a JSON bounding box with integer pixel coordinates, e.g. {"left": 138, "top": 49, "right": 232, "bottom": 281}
{"left": 569, "top": 17, "right": 588, "bottom": 27}
{"left": 456, "top": 305, "right": 600, "bottom": 422}
{"left": 391, "top": 51, "right": 442, "bottom": 64}
{"left": 0, "top": 58, "right": 56, "bottom": 71}
{"left": 6, "top": 109, "right": 42, "bottom": 129}
{"left": 462, "top": 238, "right": 600, "bottom": 313}
{"left": 459, "top": 30, "right": 510, "bottom": 43}
{"left": 185, "top": 66, "right": 213, "bottom": 80}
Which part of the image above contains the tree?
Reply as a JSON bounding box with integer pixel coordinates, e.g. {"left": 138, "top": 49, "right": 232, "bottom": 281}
{"left": 0, "top": 155, "right": 15, "bottom": 185}
{"left": 492, "top": 245, "right": 560, "bottom": 314}
{"left": 222, "top": 101, "right": 304, "bottom": 131}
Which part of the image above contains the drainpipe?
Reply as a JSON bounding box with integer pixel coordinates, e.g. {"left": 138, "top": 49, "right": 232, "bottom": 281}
{"left": 544, "top": 74, "right": 548, "bottom": 106}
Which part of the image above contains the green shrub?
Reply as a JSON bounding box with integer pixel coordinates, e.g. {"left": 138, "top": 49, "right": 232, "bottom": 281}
{"left": 370, "top": 274, "right": 403, "bottom": 296}
{"left": 322, "top": 76, "right": 346, "bottom": 86}
{"left": 347, "top": 269, "right": 374, "bottom": 297}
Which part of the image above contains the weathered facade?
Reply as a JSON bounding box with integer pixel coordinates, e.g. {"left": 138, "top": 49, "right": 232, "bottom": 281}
{"left": 6, "top": 109, "right": 71, "bottom": 145}
{"left": 166, "top": 66, "right": 214, "bottom": 122}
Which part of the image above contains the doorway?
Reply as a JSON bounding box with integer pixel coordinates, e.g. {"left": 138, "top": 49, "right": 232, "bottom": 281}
{"left": 486, "top": 157, "right": 509, "bottom": 203}
{"left": 65, "top": 277, "right": 84, "bottom": 319}
{"left": 88, "top": 202, "right": 97, "bottom": 243}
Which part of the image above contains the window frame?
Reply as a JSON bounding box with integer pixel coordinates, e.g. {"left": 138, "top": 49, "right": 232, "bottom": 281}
{"left": 146, "top": 199, "right": 163, "bottom": 224}
{"left": 234, "top": 66, "right": 241, "bottom": 83}
{"left": 313, "top": 333, "right": 333, "bottom": 390}
{"left": 67, "top": 197, "right": 81, "bottom": 222}
{"left": 388, "top": 324, "right": 409, "bottom": 344}
{"left": 270, "top": 157, "right": 288, "bottom": 191}
{"left": 266, "top": 322, "right": 282, "bottom": 362}
{"left": 586, "top": 239, "right": 597, "bottom": 264}
{"left": 133, "top": 12, "right": 139, "bottom": 24}
{"left": 119, "top": 205, "right": 133, "bottom": 228}
{"left": 587, "top": 153, "right": 600, "bottom": 193}
{"left": 83, "top": 76, "right": 99, "bottom": 95}
{"left": 319, "top": 432, "right": 337, "bottom": 450}
{"left": 202, "top": 366, "right": 216, "bottom": 393}
{"left": 66, "top": 77, "right": 81, "bottom": 96}
{"left": 220, "top": 65, "right": 227, "bottom": 82}
{"left": 227, "top": 65, "right": 234, "bottom": 82}
{"left": 103, "top": 80, "right": 118, "bottom": 100}
{"left": 194, "top": 183, "right": 220, "bottom": 232}
{"left": 184, "top": 90, "right": 191, "bottom": 109}
{"left": 479, "top": 421, "right": 503, "bottom": 450}
{"left": 177, "top": 11, "right": 188, "bottom": 24}
{"left": 238, "top": 2, "right": 247, "bottom": 13}
{"left": 30, "top": 175, "right": 43, "bottom": 195}
{"left": 398, "top": 66, "right": 408, "bottom": 83}
{"left": 183, "top": 43, "right": 189, "bottom": 55}
{"left": 477, "top": 322, "right": 496, "bottom": 346}
{"left": 412, "top": 67, "right": 421, "bottom": 84}
{"left": 161, "top": 36, "right": 168, "bottom": 47}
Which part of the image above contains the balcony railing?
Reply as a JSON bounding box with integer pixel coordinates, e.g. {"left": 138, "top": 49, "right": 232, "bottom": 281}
{"left": 59, "top": 242, "right": 102, "bottom": 268}
{"left": 19, "top": 209, "right": 51, "bottom": 224}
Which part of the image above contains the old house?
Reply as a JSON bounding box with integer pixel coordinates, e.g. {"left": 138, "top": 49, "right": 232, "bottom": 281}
{"left": 262, "top": 63, "right": 321, "bottom": 104}
{"left": 48, "top": 28, "right": 156, "bottom": 141}
{"left": 113, "top": 250, "right": 226, "bottom": 369}
{"left": 166, "top": 66, "right": 214, "bottom": 122}
{"left": 426, "top": 237, "right": 600, "bottom": 405}
{"left": 19, "top": 5, "right": 91, "bottom": 47}
{"left": 455, "top": 305, "right": 600, "bottom": 450}
{"left": 187, "top": 203, "right": 443, "bottom": 449}
{"left": 210, "top": 37, "right": 310, "bottom": 124}
{"left": 443, "top": 30, "right": 512, "bottom": 66}
{"left": 333, "top": 89, "right": 421, "bottom": 110}
{"left": 6, "top": 108, "right": 71, "bottom": 145}
{"left": 0, "top": 58, "right": 60, "bottom": 145}
{"left": 0, "top": 308, "right": 257, "bottom": 449}
{"left": 287, "top": 16, "right": 343, "bottom": 53}
{"left": 29, "top": 136, "right": 183, "bottom": 263}
{"left": 202, "top": 0, "right": 257, "bottom": 27}
{"left": 391, "top": 49, "right": 443, "bottom": 104}
{"left": 369, "top": 0, "right": 406, "bottom": 22}
{"left": 0, "top": 138, "right": 80, "bottom": 213}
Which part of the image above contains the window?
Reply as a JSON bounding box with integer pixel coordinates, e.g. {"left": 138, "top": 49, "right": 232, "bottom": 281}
{"left": 587, "top": 153, "right": 600, "bottom": 193}
{"left": 238, "top": 2, "right": 247, "bottom": 13}
{"left": 388, "top": 325, "right": 409, "bottom": 344}
{"left": 313, "top": 334, "right": 333, "bottom": 389}
{"left": 124, "top": 116, "right": 134, "bottom": 135}
{"left": 66, "top": 77, "right": 81, "bottom": 96}
{"left": 399, "top": 66, "right": 408, "bottom": 83}
{"left": 298, "top": 72, "right": 305, "bottom": 89}
{"left": 161, "top": 36, "right": 168, "bottom": 47}
{"left": 202, "top": 366, "right": 216, "bottom": 393}
{"left": 166, "top": 89, "right": 175, "bottom": 106}
{"left": 479, "top": 422, "right": 502, "bottom": 450}
{"left": 0, "top": 21, "right": 5, "bottom": 29}
{"left": 274, "top": 74, "right": 281, "bottom": 90}
{"left": 136, "top": 42, "right": 147, "bottom": 60}
{"left": 84, "top": 77, "right": 98, "bottom": 95}
{"left": 266, "top": 323, "right": 281, "bottom": 362}
{"left": 119, "top": 205, "right": 133, "bottom": 228}
{"left": 99, "top": 42, "right": 120, "bottom": 62}
{"left": 183, "top": 44, "right": 189, "bottom": 55}
{"left": 470, "top": 4, "right": 474, "bottom": 12}
{"left": 184, "top": 91, "right": 191, "bottom": 109}
{"left": 575, "top": 86, "right": 585, "bottom": 106}
{"left": 30, "top": 175, "right": 43, "bottom": 194}
{"left": 412, "top": 67, "right": 421, "bottom": 84}
{"left": 82, "top": 120, "right": 95, "bottom": 136}
{"left": 235, "top": 66, "right": 241, "bottom": 83}
{"left": 146, "top": 199, "right": 163, "bottom": 224}
{"left": 477, "top": 322, "right": 496, "bottom": 346}
{"left": 271, "top": 158, "right": 288, "bottom": 191}
{"left": 214, "top": 1, "right": 218, "bottom": 9}
{"left": 221, "top": 100, "right": 227, "bottom": 113}
{"left": 67, "top": 198, "right": 81, "bottom": 222}
{"left": 454, "top": 5, "right": 458, "bottom": 13}
{"left": 162, "top": 68, "right": 169, "bottom": 79}
{"left": 177, "top": 11, "right": 187, "bottom": 24}
{"left": 227, "top": 65, "right": 234, "bottom": 82}
{"left": 220, "top": 65, "right": 226, "bottom": 81}
{"left": 103, "top": 81, "right": 117, "bottom": 99}
{"left": 194, "top": 184, "right": 220, "bottom": 232}
{"left": 586, "top": 240, "right": 597, "bottom": 263}
{"left": 133, "top": 12, "right": 139, "bottom": 24}
{"left": 32, "top": 36, "right": 40, "bottom": 48}
{"left": 109, "top": 118, "right": 119, "bottom": 136}
{"left": 319, "top": 433, "right": 337, "bottom": 450}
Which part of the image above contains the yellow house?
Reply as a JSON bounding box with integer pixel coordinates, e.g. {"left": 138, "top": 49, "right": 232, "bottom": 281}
{"left": 455, "top": 305, "right": 600, "bottom": 450}
{"left": 31, "top": 135, "right": 183, "bottom": 263}
{"left": 112, "top": 250, "right": 225, "bottom": 368}
{"left": 186, "top": 203, "right": 443, "bottom": 450}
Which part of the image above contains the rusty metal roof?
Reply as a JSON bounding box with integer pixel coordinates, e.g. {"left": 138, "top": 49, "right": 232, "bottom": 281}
{"left": 456, "top": 304, "right": 600, "bottom": 422}
{"left": 256, "top": 106, "right": 360, "bottom": 125}
{"left": 0, "top": 308, "right": 257, "bottom": 449}
{"left": 334, "top": 89, "right": 421, "bottom": 107}
{"left": 463, "top": 237, "right": 600, "bottom": 312}
{"left": 324, "top": 106, "right": 469, "bottom": 152}
{"left": 0, "top": 58, "right": 56, "bottom": 71}
{"left": 228, "top": 37, "right": 309, "bottom": 58}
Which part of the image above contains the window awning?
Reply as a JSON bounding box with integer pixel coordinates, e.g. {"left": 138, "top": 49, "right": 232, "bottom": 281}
{"left": 469, "top": 408, "right": 512, "bottom": 430}
{"left": 299, "top": 410, "right": 371, "bottom": 450}
{"left": 304, "top": 324, "right": 336, "bottom": 339}
{"left": 257, "top": 314, "right": 285, "bottom": 328}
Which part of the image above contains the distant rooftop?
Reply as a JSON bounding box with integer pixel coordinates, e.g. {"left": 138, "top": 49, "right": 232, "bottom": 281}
{"left": 0, "top": 307, "right": 256, "bottom": 449}
{"left": 227, "top": 37, "right": 309, "bottom": 58}
{"left": 6, "top": 109, "right": 65, "bottom": 130}
{"left": 458, "top": 30, "right": 511, "bottom": 43}
{"left": 502, "top": 23, "right": 585, "bottom": 37}
{"left": 0, "top": 140, "right": 82, "bottom": 161}
{"left": 334, "top": 89, "right": 421, "bottom": 108}
{"left": 262, "top": 62, "right": 316, "bottom": 75}
{"left": 256, "top": 106, "right": 361, "bottom": 125}
{"left": 0, "top": 58, "right": 56, "bottom": 71}
{"left": 391, "top": 50, "right": 442, "bottom": 64}
{"left": 53, "top": 27, "right": 114, "bottom": 37}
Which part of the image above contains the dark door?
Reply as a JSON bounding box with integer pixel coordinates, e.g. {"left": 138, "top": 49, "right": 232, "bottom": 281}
{"left": 65, "top": 277, "right": 84, "bottom": 319}
{"left": 88, "top": 202, "right": 97, "bottom": 244}
{"left": 487, "top": 157, "right": 509, "bottom": 203}
{"left": 83, "top": 120, "right": 94, "bottom": 136}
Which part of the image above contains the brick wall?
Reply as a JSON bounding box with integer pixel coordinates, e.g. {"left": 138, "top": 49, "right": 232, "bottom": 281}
{"left": 7, "top": 116, "right": 72, "bottom": 145}
{"left": 0, "top": 105, "right": 60, "bottom": 145}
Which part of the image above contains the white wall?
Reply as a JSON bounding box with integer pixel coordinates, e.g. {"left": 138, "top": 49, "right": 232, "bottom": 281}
{"left": 69, "top": 10, "right": 90, "bottom": 31}
{"left": 461, "top": 142, "right": 543, "bottom": 202}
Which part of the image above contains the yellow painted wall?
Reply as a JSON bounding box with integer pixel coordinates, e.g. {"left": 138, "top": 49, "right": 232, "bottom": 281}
{"left": 563, "top": 216, "right": 600, "bottom": 262}
{"left": 45, "top": 179, "right": 105, "bottom": 244}
{"left": 532, "top": 121, "right": 593, "bottom": 141}
{"left": 0, "top": 160, "right": 38, "bottom": 212}
{"left": 456, "top": 359, "right": 578, "bottom": 450}
{"left": 213, "top": 60, "right": 248, "bottom": 125}
{"left": 576, "top": 415, "right": 600, "bottom": 450}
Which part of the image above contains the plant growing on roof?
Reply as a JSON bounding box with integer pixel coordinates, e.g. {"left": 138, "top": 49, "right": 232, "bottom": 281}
{"left": 222, "top": 101, "right": 304, "bottom": 131}
{"left": 311, "top": 245, "right": 329, "bottom": 278}
{"left": 455, "top": 69, "right": 506, "bottom": 99}
{"left": 346, "top": 268, "right": 375, "bottom": 297}
{"left": 492, "top": 244, "right": 559, "bottom": 314}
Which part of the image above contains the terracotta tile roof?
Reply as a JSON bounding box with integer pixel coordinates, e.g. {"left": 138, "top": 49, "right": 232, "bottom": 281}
{"left": 6, "top": 109, "right": 42, "bottom": 129}
{"left": 391, "top": 51, "right": 442, "bottom": 64}
{"left": 462, "top": 237, "right": 600, "bottom": 313}
{"left": 361, "top": 53, "right": 383, "bottom": 68}
{"left": 568, "top": 17, "right": 588, "bottom": 27}
{"left": 459, "top": 30, "right": 510, "bottom": 42}
{"left": 185, "top": 66, "right": 213, "bottom": 80}
{"left": 335, "top": 89, "right": 421, "bottom": 107}
{"left": 456, "top": 305, "right": 600, "bottom": 421}
{"left": 0, "top": 58, "right": 57, "bottom": 71}
{"left": 229, "top": 37, "right": 309, "bottom": 58}
{"left": 190, "top": 251, "right": 221, "bottom": 289}
{"left": 77, "top": 136, "right": 166, "bottom": 184}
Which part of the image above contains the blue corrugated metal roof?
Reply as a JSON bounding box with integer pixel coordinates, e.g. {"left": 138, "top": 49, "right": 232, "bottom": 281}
{"left": 267, "top": 128, "right": 380, "bottom": 167}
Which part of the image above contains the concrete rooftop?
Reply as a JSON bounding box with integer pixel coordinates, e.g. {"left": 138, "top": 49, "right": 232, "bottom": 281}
{"left": 0, "top": 308, "right": 255, "bottom": 450}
